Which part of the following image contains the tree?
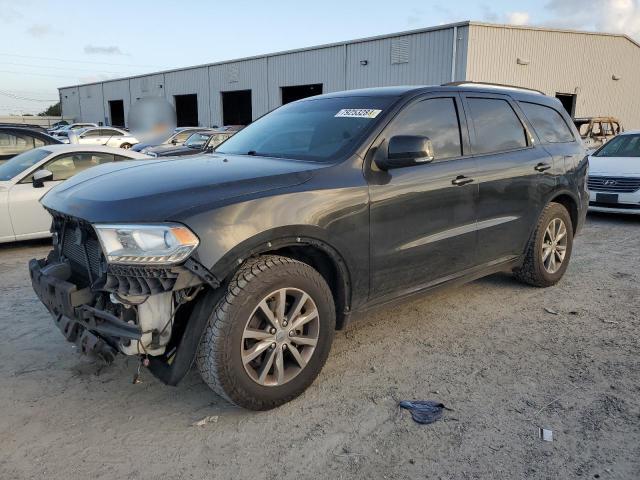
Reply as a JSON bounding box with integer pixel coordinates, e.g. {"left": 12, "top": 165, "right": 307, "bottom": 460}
{"left": 39, "top": 102, "right": 61, "bottom": 116}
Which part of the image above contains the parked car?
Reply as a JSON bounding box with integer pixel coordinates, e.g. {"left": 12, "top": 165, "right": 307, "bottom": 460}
{"left": 47, "top": 121, "right": 69, "bottom": 133}
{"left": 51, "top": 123, "right": 98, "bottom": 139}
{"left": 144, "top": 128, "right": 235, "bottom": 157}
{"left": 587, "top": 130, "right": 640, "bottom": 215}
{"left": 29, "top": 84, "right": 587, "bottom": 410}
{"left": 0, "top": 145, "right": 149, "bottom": 243}
{"left": 132, "top": 127, "right": 214, "bottom": 153}
{"left": 0, "top": 126, "right": 62, "bottom": 164}
{"left": 574, "top": 116, "right": 623, "bottom": 152}
{"left": 68, "top": 127, "right": 140, "bottom": 149}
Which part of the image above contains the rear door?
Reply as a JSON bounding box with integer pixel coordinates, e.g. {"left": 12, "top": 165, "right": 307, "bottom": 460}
{"left": 462, "top": 93, "right": 555, "bottom": 264}
{"left": 369, "top": 94, "right": 478, "bottom": 298}
{"left": 9, "top": 152, "right": 116, "bottom": 237}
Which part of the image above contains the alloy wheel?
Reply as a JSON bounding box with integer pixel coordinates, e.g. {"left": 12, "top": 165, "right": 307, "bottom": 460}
{"left": 241, "top": 288, "right": 320, "bottom": 387}
{"left": 542, "top": 217, "right": 568, "bottom": 274}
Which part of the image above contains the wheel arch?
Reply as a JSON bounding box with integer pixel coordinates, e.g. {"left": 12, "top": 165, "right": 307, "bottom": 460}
{"left": 207, "top": 226, "right": 353, "bottom": 330}
{"left": 548, "top": 190, "right": 580, "bottom": 234}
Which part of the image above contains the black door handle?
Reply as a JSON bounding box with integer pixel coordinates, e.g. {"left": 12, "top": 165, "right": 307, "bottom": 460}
{"left": 535, "top": 162, "right": 551, "bottom": 172}
{"left": 452, "top": 175, "right": 474, "bottom": 186}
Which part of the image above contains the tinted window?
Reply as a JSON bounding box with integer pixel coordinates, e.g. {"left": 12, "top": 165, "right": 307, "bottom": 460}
{"left": 520, "top": 102, "right": 574, "bottom": 143}
{"left": 38, "top": 152, "right": 116, "bottom": 182}
{"left": 101, "top": 129, "right": 121, "bottom": 136}
{"left": 216, "top": 96, "right": 395, "bottom": 162}
{"left": 386, "top": 97, "right": 462, "bottom": 160}
{"left": 594, "top": 134, "right": 640, "bottom": 158}
{"left": 467, "top": 98, "right": 528, "bottom": 154}
{"left": 0, "top": 148, "right": 50, "bottom": 180}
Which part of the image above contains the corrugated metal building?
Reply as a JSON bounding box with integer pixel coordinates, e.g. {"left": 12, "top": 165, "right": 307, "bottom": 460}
{"left": 59, "top": 21, "right": 640, "bottom": 129}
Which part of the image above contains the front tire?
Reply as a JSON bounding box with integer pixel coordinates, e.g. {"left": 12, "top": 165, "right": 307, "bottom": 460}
{"left": 196, "top": 255, "right": 336, "bottom": 410}
{"left": 514, "top": 202, "right": 574, "bottom": 287}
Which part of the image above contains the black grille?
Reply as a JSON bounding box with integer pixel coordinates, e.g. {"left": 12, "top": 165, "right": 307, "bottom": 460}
{"left": 54, "top": 215, "right": 104, "bottom": 283}
{"left": 588, "top": 176, "right": 640, "bottom": 193}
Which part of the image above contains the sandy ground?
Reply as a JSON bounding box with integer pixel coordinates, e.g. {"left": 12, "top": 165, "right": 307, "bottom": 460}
{"left": 1, "top": 212, "right": 639, "bottom": 480}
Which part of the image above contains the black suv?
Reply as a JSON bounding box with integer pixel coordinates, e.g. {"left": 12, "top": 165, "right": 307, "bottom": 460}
{"left": 30, "top": 84, "right": 588, "bottom": 410}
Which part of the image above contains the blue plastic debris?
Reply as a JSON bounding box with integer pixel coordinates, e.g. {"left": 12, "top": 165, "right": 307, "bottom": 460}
{"left": 399, "top": 400, "right": 451, "bottom": 424}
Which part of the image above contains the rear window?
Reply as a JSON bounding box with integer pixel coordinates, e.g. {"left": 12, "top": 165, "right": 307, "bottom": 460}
{"left": 520, "top": 102, "right": 575, "bottom": 143}
{"left": 466, "top": 98, "right": 528, "bottom": 155}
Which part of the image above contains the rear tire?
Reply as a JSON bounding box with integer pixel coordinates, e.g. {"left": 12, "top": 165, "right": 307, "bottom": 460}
{"left": 196, "top": 255, "right": 335, "bottom": 410}
{"left": 514, "top": 202, "right": 573, "bottom": 287}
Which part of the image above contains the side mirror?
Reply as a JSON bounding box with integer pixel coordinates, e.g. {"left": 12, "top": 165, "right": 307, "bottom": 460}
{"left": 171, "top": 139, "right": 178, "bottom": 145}
{"left": 376, "top": 135, "right": 435, "bottom": 170}
{"left": 32, "top": 169, "right": 53, "bottom": 188}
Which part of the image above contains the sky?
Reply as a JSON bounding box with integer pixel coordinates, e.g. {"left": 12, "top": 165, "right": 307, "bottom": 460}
{"left": 1, "top": 0, "right": 640, "bottom": 115}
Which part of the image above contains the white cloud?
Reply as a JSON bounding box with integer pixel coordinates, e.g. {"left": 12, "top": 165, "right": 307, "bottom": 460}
{"left": 84, "top": 45, "right": 126, "bottom": 56}
{"left": 26, "top": 24, "right": 59, "bottom": 38}
{"left": 545, "top": 0, "right": 640, "bottom": 38}
{"left": 507, "top": 11, "right": 531, "bottom": 26}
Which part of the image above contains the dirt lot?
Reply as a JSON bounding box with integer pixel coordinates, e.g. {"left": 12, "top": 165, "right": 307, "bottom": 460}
{"left": 1, "top": 213, "right": 639, "bottom": 480}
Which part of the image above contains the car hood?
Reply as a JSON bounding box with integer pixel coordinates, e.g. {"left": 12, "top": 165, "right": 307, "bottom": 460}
{"left": 41, "top": 154, "right": 324, "bottom": 223}
{"left": 589, "top": 156, "right": 640, "bottom": 176}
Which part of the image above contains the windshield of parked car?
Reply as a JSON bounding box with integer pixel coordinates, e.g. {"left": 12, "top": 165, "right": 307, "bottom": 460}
{"left": 185, "top": 132, "right": 211, "bottom": 148}
{"left": 0, "top": 148, "right": 51, "bottom": 180}
{"left": 594, "top": 134, "right": 640, "bottom": 158}
{"left": 215, "top": 96, "right": 396, "bottom": 162}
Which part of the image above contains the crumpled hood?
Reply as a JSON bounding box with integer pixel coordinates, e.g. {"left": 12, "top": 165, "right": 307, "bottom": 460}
{"left": 589, "top": 155, "right": 640, "bottom": 176}
{"left": 42, "top": 154, "right": 323, "bottom": 223}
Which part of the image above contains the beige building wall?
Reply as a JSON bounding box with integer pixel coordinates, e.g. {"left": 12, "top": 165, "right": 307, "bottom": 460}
{"left": 465, "top": 23, "right": 640, "bottom": 129}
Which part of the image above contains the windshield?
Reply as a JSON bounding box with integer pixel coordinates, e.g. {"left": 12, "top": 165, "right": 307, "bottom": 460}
{"left": 594, "top": 134, "right": 640, "bottom": 158}
{"left": 0, "top": 148, "right": 51, "bottom": 181}
{"left": 216, "top": 96, "right": 395, "bottom": 162}
{"left": 185, "top": 133, "right": 211, "bottom": 148}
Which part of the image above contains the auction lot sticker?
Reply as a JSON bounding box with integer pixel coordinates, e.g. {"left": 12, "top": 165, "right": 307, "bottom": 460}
{"left": 335, "top": 109, "right": 382, "bottom": 118}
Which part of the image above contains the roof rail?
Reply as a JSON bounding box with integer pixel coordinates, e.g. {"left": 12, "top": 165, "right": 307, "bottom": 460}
{"left": 442, "top": 81, "right": 545, "bottom": 95}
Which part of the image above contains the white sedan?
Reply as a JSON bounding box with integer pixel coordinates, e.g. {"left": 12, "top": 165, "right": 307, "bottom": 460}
{"left": 67, "top": 127, "right": 140, "bottom": 149}
{"left": 0, "top": 145, "right": 149, "bottom": 243}
{"left": 588, "top": 130, "right": 640, "bottom": 215}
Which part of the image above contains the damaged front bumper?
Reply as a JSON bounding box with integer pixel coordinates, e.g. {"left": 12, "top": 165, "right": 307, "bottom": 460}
{"left": 29, "top": 258, "right": 141, "bottom": 362}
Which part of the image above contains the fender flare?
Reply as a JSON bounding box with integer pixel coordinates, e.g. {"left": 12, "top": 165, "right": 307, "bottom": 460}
{"left": 208, "top": 226, "right": 353, "bottom": 314}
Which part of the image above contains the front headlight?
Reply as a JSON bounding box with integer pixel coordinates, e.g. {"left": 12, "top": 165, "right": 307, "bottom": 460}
{"left": 94, "top": 223, "right": 199, "bottom": 265}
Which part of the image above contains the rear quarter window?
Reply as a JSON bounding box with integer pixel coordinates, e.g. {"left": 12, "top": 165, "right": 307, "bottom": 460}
{"left": 466, "top": 98, "right": 528, "bottom": 155}
{"left": 520, "top": 102, "right": 575, "bottom": 143}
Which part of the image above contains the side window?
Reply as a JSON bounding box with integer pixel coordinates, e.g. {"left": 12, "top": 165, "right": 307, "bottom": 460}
{"left": 519, "top": 102, "right": 575, "bottom": 143}
{"left": 82, "top": 129, "right": 101, "bottom": 137}
{"left": 386, "top": 97, "right": 462, "bottom": 160}
{"left": 467, "top": 98, "right": 528, "bottom": 154}
{"left": 0, "top": 133, "right": 32, "bottom": 155}
{"left": 102, "top": 129, "right": 120, "bottom": 136}
{"left": 44, "top": 152, "right": 117, "bottom": 181}
{"left": 34, "top": 137, "right": 45, "bottom": 148}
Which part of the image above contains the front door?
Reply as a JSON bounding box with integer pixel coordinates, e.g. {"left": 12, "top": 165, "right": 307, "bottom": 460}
{"left": 9, "top": 152, "right": 117, "bottom": 237}
{"left": 368, "top": 95, "right": 478, "bottom": 298}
